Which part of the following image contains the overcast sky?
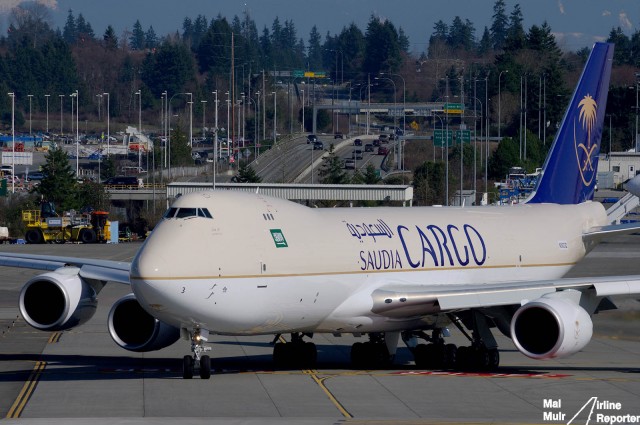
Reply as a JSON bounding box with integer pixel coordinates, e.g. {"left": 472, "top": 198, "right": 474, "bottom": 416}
{"left": 1, "top": 0, "right": 638, "bottom": 52}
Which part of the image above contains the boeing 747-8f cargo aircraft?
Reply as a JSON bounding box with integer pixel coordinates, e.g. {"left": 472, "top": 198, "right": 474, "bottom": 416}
{"left": 2, "top": 42, "right": 639, "bottom": 379}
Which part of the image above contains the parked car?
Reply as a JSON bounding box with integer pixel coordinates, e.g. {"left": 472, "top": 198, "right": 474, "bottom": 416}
{"left": 307, "top": 134, "right": 318, "bottom": 143}
{"left": 354, "top": 138, "right": 363, "bottom": 146}
{"left": 312, "top": 141, "right": 324, "bottom": 150}
{"left": 26, "top": 172, "right": 45, "bottom": 181}
{"left": 103, "top": 176, "right": 141, "bottom": 188}
{"left": 364, "top": 143, "right": 374, "bottom": 152}
{"left": 344, "top": 159, "right": 356, "bottom": 169}
{"left": 378, "top": 146, "right": 389, "bottom": 155}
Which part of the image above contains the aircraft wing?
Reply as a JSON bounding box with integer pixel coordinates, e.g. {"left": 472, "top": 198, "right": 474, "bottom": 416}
{"left": 0, "top": 252, "right": 131, "bottom": 285}
{"left": 370, "top": 275, "right": 640, "bottom": 317}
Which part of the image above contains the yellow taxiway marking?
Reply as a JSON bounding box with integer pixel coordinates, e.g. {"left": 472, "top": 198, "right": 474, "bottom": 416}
{"left": 47, "top": 331, "right": 62, "bottom": 344}
{"left": 6, "top": 360, "right": 46, "bottom": 419}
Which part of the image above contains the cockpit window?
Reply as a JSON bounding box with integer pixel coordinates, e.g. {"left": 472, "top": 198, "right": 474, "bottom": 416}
{"left": 165, "top": 207, "right": 213, "bottom": 220}
{"left": 163, "top": 207, "right": 178, "bottom": 218}
{"left": 198, "top": 208, "right": 213, "bottom": 218}
{"left": 175, "top": 207, "right": 197, "bottom": 218}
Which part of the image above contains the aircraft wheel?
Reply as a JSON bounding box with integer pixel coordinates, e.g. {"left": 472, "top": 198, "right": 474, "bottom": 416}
{"left": 350, "top": 342, "right": 366, "bottom": 368}
{"left": 443, "top": 344, "right": 458, "bottom": 369}
{"left": 182, "top": 355, "right": 194, "bottom": 379}
{"left": 473, "top": 346, "right": 490, "bottom": 370}
{"left": 199, "top": 355, "right": 211, "bottom": 379}
{"left": 488, "top": 348, "right": 500, "bottom": 370}
{"left": 273, "top": 342, "right": 289, "bottom": 368}
{"left": 456, "top": 346, "right": 471, "bottom": 370}
{"left": 302, "top": 342, "right": 317, "bottom": 368}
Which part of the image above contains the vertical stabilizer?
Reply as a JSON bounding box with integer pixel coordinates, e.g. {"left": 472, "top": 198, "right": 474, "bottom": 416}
{"left": 526, "top": 42, "right": 613, "bottom": 205}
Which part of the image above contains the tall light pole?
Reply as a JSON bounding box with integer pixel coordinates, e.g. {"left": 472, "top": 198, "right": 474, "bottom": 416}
{"left": 187, "top": 92, "right": 193, "bottom": 148}
{"left": 27, "top": 94, "right": 33, "bottom": 136}
{"left": 498, "top": 70, "right": 508, "bottom": 140}
{"left": 103, "top": 93, "right": 110, "bottom": 157}
{"left": 381, "top": 72, "right": 406, "bottom": 169}
{"left": 212, "top": 90, "right": 218, "bottom": 187}
{"left": 301, "top": 89, "right": 305, "bottom": 133}
{"left": 44, "top": 94, "right": 50, "bottom": 134}
{"left": 635, "top": 72, "right": 639, "bottom": 152}
{"left": 59, "top": 94, "right": 64, "bottom": 136}
{"left": 272, "top": 91, "right": 277, "bottom": 145}
{"left": 71, "top": 90, "right": 79, "bottom": 177}
{"left": 485, "top": 73, "right": 490, "bottom": 195}
{"left": 135, "top": 89, "right": 142, "bottom": 171}
{"left": 375, "top": 76, "right": 398, "bottom": 169}
{"left": 201, "top": 100, "right": 207, "bottom": 140}
{"left": 8, "top": 92, "right": 15, "bottom": 193}
{"left": 225, "top": 91, "right": 230, "bottom": 158}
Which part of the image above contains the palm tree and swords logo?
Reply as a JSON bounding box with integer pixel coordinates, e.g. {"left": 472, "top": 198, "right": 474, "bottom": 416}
{"left": 575, "top": 94, "right": 598, "bottom": 186}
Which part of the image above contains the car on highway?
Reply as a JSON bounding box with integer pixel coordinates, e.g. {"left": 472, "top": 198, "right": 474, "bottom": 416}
{"left": 102, "top": 176, "right": 141, "bottom": 188}
{"left": 352, "top": 149, "right": 363, "bottom": 160}
{"left": 372, "top": 139, "right": 381, "bottom": 147}
{"left": 306, "top": 134, "right": 318, "bottom": 143}
{"left": 312, "top": 141, "right": 324, "bottom": 150}
{"left": 334, "top": 132, "right": 344, "bottom": 139}
{"left": 377, "top": 146, "right": 389, "bottom": 155}
{"left": 344, "top": 158, "right": 356, "bottom": 169}
{"left": 364, "top": 143, "right": 374, "bottom": 152}
{"left": 354, "top": 139, "right": 362, "bottom": 146}
{"left": 379, "top": 134, "right": 389, "bottom": 144}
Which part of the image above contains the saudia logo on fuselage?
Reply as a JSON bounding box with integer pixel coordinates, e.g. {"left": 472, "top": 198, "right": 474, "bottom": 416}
{"left": 575, "top": 94, "right": 599, "bottom": 186}
{"left": 345, "top": 219, "right": 487, "bottom": 271}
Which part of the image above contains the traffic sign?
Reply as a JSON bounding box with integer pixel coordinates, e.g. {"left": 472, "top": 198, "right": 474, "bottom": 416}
{"left": 444, "top": 102, "right": 464, "bottom": 114}
{"left": 454, "top": 130, "right": 471, "bottom": 144}
{"left": 433, "top": 129, "right": 453, "bottom": 147}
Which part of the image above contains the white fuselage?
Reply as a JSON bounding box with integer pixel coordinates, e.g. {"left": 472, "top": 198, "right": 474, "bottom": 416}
{"left": 129, "top": 191, "right": 607, "bottom": 335}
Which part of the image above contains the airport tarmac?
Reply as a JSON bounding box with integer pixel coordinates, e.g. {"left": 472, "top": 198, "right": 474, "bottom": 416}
{"left": 0, "top": 238, "right": 639, "bottom": 424}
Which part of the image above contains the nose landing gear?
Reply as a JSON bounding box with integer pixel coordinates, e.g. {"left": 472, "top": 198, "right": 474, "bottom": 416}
{"left": 183, "top": 328, "right": 212, "bottom": 379}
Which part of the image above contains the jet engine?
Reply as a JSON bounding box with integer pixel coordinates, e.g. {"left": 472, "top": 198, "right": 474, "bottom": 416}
{"left": 19, "top": 267, "right": 98, "bottom": 331}
{"left": 108, "top": 293, "right": 180, "bottom": 352}
{"left": 510, "top": 294, "right": 592, "bottom": 359}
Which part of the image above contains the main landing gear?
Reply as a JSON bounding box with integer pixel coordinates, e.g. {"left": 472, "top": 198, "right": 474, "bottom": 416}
{"left": 350, "top": 333, "right": 394, "bottom": 369}
{"left": 272, "top": 333, "right": 317, "bottom": 369}
{"left": 402, "top": 312, "right": 500, "bottom": 371}
{"left": 183, "top": 328, "right": 212, "bottom": 379}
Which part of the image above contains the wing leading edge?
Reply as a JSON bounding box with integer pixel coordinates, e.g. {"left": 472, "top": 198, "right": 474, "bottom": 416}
{"left": 0, "top": 252, "right": 131, "bottom": 284}
{"left": 370, "top": 275, "right": 640, "bottom": 318}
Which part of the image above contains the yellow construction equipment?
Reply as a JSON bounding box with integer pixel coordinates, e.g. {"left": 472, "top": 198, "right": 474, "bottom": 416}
{"left": 22, "top": 202, "right": 111, "bottom": 244}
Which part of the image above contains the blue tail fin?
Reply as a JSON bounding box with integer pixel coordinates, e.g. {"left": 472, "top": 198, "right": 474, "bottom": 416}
{"left": 526, "top": 42, "right": 613, "bottom": 205}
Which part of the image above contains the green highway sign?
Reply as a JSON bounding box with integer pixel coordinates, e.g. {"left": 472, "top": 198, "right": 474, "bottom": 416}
{"left": 433, "top": 129, "right": 453, "bottom": 147}
{"left": 455, "top": 130, "right": 471, "bottom": 144}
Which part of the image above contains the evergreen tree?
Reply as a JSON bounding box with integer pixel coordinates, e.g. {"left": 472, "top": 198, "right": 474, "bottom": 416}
{"left": 505, "top": 4, "right": 526, "bottom": 50}
{"left": 169, "top": 125, "right": 193, "bottom": 166}
{"left": 130, "top": 20, "right": 146, "bottom": 50}
{"left": 413, "top": 161, "right": 445, "bottom": 206}
{"left": 607, "top": 27, "right": 631, "bottom": 65}
{"left": 142, "top": 40, "right": 195, "bottom": 95}
{"left": 363, "top": 15, "right": 402, "bottom": 75}
{"left": 398, "top": 27, "right": 410, "bottom": 53}
{"left": 490, "top": 0, "right": 508, "bottom": 50}
{"left": 103, "top": 25, "right": 118, "bottom": 50}
{"left": 307, "top": 26, "right": 323, "bottom": 70}
{"left": 145, "top": 26, "right": 158, "bottom": 50}
{"left": 478, "top": 26, "right": 492, "bottom": 55}
{"left": 318, "top": 144, "right": 349, "bottom": 184}
{"left": 337, "top": 23, "right": 365, "bottom": 79}
{"left": 236, "top": 163, "right": 262, "bottom": 183}
{"left": 75, "top": 13, "right": 94, "bottom": 41}
{"left": 62, "top": 9, "right": 76, "bottom": 44}
{"left": 34, "top": 147, "right": 78, "bottom": 211}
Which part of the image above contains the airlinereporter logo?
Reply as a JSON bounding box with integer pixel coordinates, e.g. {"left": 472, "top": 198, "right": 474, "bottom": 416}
{"left": 543, "top": 397, "right": 640, "bottom": 425}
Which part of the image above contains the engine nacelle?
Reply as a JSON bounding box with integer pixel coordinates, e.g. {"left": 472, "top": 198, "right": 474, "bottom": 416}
{"left": 511, "top": 294, "right": 593, "bottom": 359}
{"left": 20, "top": 267, "right": 97, "bottom": 331}
{"left": 108, "top": 294, "right": 180, "bottom": 352}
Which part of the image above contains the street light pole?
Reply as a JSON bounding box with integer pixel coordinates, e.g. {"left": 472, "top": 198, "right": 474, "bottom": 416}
{"left": 188, "top": 92, "right": 193, "bottom": 148}
{"left": 59, "top": 94, "right": 64, "bottom": 136}
{"left": 498, "top": 70, "right": 508, "bottom": 140}
{"left": 301, "top": 89, "right": 305, "bottom": 133}
{"left": 635, "top": 73, "right": 639, "bottom": 152}
{"left": 28, "top": 94, "right": 33, "bottom": 136}
{"left": 272, "top": 92, "right": 277, "bottom": 145}
{"left": 8, "top": 92, "right": 15, "bottom": 193}
{"left": 44, "top": 94, "right": 50, "bottom": 134}
{"left": 103, "top": 93, "right": 110, "bottom": 157}
{"left": 135, "top": 89, "right": 142, "bottom": 172}
{"left": 212, "top": 90, "right": 218, "bottom": 187}
{"left": 201, "top": 100, "right": 207, "bottom": 140}
{"left": 381, "top": 72, "right": 406, "bottom": 169}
